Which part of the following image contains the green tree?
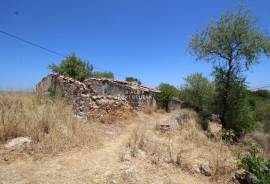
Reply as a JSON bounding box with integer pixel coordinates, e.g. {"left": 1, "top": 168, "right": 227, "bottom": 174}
{"left": 92, "top": 71, "right": 114, "bottom": 79}
{"left": 214, "top": 68, "right": 256, "bottom": 135}
{"left": 180, "top": 73, "right": 214, "bottom": 115}
{"left": 49, "top": 53, "right": 93, "bottom": 81}
{"left": 157, "top": 83, "right": 178, "bottom": 112}
{"left": 189, "top": 8, "right": 270, "bottom": 135}
{"left": 125, "top": 77, "right": 142, "bottom": 85}
{"left": 248, "top": 90, "right": 270, "bottom": 133}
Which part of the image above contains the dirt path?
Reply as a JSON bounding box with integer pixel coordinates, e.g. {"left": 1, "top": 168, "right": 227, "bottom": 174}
{"left": 0, "top": 113, "right": 161, "bottom": 184}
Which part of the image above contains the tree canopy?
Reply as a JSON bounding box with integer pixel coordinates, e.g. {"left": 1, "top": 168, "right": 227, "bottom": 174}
{"left": 49, "top": 53, "right": 93, "bottom": 82}
{"left": 189, "top": 7, "right": 270, "bottom": 136}
{"left": 190, "top": 8, "right": 270, "bottom": 70}
{"left": 157, "top": 83, "right": 178, "bottom": 112}
{"left": 180, "top": 73, "right": 214, "bottom": 115}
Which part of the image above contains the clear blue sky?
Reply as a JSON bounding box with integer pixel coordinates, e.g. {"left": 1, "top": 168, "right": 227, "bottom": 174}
{"left": 0, "top": 0, "right": 269, "bottom": 90}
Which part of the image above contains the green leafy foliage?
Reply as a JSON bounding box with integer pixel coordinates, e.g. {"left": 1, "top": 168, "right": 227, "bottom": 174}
{"left": 254, "top": 90, "right": 270, "bottom": 99}
{"left": 189, "top": 8, "right": 270, "bottom": 67}
{"left": 189, "top": 7, "right": 270, "bottom": 136}
{"left": 157, "top": 83, "right": 178, "bottom": 112}
{"left": 237, "top": 143, "right": 270, "bottom": 184}
{"left": 179, "top": 73, "right": 215, "bottom": 115}
{"left": 92, "top": 71, "right": 114, "bottom": 79}
{"left": 125, "top": 77, "right": 142, "bottom": 85}
{"left": 48, "top": 53, "right": 93, "bottom": 81}
{"left": 214, "top": 68, "right": 256, "bottom": 136}
{"left": 247, "top": 90, "right": 270, "bottom": 133}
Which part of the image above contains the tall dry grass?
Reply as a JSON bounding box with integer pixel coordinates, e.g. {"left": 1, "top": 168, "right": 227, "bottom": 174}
{"left": 143, "top": 103, "right": 157, "bottom": 115}
{"left": 125, "top": 109, "right": 236, "bottom": 183}
{"left": 0, "top": 92, "right": 98, "bottom": 154}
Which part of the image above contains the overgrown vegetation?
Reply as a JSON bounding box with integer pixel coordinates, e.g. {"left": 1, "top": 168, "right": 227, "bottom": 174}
{"left": 157, "top": 83, "right": 178, "bottom": 112}
{"left": 125, "top": 77, "right": 142, "bottom": 85}
{"left": 179, "top": 73, "right": 214, "bottom": 116}
{"left": 49, "top": 53, "right": 93, "bottom": 82}
{"left": 237, "top": 143, "right": 270, "bottom": 184}
{"left": 248, "top": 90, "right": 270, "bottom": 133}
{"left": 92, "top": 71, "right": 114, "bottom": 79}
{"left": 189, "top": 7, "right": 270, "bottom": 136}
{"left": 214, "top": 70, "right": 256, "bottom": 136}
{"left": 49, "top": 53, "right": 115, "bottom": 81}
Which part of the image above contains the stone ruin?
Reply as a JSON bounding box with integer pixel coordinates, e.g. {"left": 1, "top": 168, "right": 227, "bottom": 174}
{"left": 168, "top": 97, "right": 184, "bottom": 111}
{"left": 84, "top": 77, "right": 160, "bottom": 110}
{"left": 36, "top": 74, "right": 160, "bottom": 118}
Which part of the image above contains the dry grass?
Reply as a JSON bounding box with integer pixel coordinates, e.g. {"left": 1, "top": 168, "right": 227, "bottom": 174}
{"left": 0, "top": 92, "right": 100, "bottom": 155}
{"left": 252, "top": 132, "right": 270, "bottom": 155}
{"left": 242, "top": 131, "right": 270, "bottom": 158}
{"left": 127, "top": 124, "right": 146, "bottom": 157}
{"left": 143, "top": 103, "right": 156, "bottom": 114}
{"left": 0, "top": 103, "right": 239, "bottom": 184}
{"left": 124, "top": 109, "right": 237, "bottom": 183}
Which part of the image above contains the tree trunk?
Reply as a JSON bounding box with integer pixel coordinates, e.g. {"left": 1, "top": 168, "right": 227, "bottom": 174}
{"left": 220, "top": 58, "right": 233, "bottom": 128}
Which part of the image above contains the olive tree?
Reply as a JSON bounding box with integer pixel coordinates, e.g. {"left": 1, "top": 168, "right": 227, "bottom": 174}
{"left": 189, "top": 8, "right": 270, "bottom": 135}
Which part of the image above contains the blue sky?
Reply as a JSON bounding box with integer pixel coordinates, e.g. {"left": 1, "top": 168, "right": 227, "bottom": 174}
{"left": 0, "top": 0, "right": 269, "bottom": 90}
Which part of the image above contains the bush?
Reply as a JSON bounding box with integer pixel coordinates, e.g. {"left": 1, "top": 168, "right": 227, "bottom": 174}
{"left": 247, "top": 90, "right": 270, "bottom": 133}
{"left": 49, "top": 53, "right": 93, "bottom": 82}
{"left": 125, "top": 77, "right": 142, "bottom": 85}
{"left": 157, "top": 83, "right": 178, "bottom": 112}
{"left": 92, "top": 71, "right": 114, "bottom": 79}
{"left": 237, "top": 143, "right": 270, "bottom": 184}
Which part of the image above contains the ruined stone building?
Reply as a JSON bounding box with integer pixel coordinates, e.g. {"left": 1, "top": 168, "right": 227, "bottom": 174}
{"left": 84, "top": 78, "right": 160, "bottom": 110}
{"left": 168, "top": 97, "right": 183, "bottom": 111}
{"left": 36, "top": 74, "right": 160, "bottom": 117}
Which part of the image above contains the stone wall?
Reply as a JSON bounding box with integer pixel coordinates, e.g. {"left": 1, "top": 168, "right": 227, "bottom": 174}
{"left": 84, "top": 78, "right": 159, "bottom": 110}
{"left": 168, "top": 97, "right": 200, "bottom": 112}
{"left": 36, "top": 74, "right": 160, "bottom": 117}
{"left": 168, "top": 98, "right": 184, "bottom": 111}
{"left": 36, "top": 74, "right": 131, "bottom": 118}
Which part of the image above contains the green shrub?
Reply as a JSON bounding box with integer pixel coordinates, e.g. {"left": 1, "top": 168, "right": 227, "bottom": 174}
{"left": 247, "top": 90, "right": 270, "bottom": 133}
{"left": 157, "top": 83, "right": 178, "bottom": 112}
{"left": 125, "top": 77, "right": 142, "bottom": 85}
{"left": 237, "top": 143, "right": 270, "bottom": 184}
{"left": 49, "top": 53, "right": 93, "bottom": 82}
{"left": 92, "top": 71, "right": 114, "bottom": 79}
